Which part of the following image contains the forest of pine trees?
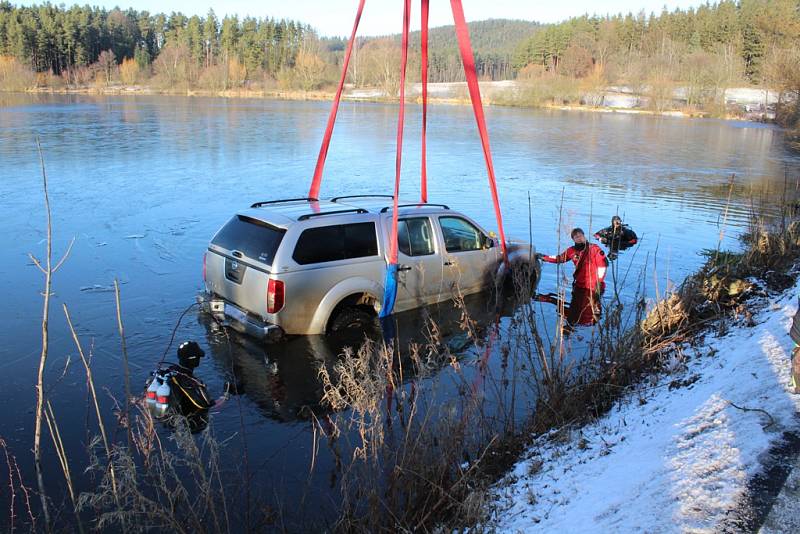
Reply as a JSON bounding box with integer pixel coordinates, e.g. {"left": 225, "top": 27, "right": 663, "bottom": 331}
{"left": 0, "top": 1, "right": 798, "bottom": 126}
{"left": 513, "top": 0, "right": 799, "bottom": 84}
{"left": 0, "top": 2, "right": 319, "bottom": 90}
{"left": 509, "top": 0, "right": 800, "bottom": 124}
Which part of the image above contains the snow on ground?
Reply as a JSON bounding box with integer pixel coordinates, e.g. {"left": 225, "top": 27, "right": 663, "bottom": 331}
{"left": 489, "top": 281, "right": 800, "bottom": 533}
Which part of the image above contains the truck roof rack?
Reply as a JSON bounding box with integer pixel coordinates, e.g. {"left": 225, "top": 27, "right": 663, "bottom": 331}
{"left": 380, "top": 203, "right": 450, "bottom": 213}
{"left": 297, "top": 208, "right": 369, "bottom": 221}
{"left": 330, "top": 194, "right": 394, "bottom": 203}
{"left": 251, "top": 197, "right": 319, "bottom": 208}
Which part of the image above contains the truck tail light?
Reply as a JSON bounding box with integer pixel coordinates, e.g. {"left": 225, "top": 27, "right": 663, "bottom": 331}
{"left": 267, "top": 279, "right": 284, "bottom": 314}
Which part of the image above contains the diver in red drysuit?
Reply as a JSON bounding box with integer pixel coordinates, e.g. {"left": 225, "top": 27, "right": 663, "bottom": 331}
{"left": 538, "top": 228, "right": 609, "bottom": 291}
{"left": 536, "top": 286, "right": 603, "bottom": 335}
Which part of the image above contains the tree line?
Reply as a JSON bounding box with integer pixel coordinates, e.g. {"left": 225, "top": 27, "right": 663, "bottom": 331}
{"left": 0, "top": 3, "right": 537, "bottom": 89}
{"left": 510, "top": 0, "right": 800, "bottom": 124}
{"left": 0, "top": 1, "right": 799, "bottom": 128}
{"left": 0, "top": 2, "right": 319, "bottom": 89}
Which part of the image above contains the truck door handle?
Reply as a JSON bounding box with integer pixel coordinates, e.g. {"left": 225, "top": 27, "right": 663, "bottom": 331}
{"left": 398, "top": 265, "right": 412, "bottom": 272}
{"left": 444, "top": 260, "right": 454, "bottom": 266}
{"left": 231, "top": 250, "right": 243, "bottom": 258}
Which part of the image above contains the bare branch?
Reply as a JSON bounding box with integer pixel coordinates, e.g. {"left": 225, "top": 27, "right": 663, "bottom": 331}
{"left": 27, "top": 253, "right": 45, "bottom": 274}
{"left": 53, "top": 237, "right": 76, "bottom": 273}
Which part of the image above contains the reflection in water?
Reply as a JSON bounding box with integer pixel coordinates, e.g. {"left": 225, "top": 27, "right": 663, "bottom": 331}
{"left": 536, "top": 287, "right": 603, "bottom": 335}
{"left": 195, "top": 289, "right": 520, "bottom": 423}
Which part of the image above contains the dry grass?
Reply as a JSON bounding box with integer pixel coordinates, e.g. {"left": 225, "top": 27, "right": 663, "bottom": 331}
{"left": 77, "top": 406, "right": 231, "bottom": 533}
{"left": 318, "top": 332, "right": 499, "bottom": 532}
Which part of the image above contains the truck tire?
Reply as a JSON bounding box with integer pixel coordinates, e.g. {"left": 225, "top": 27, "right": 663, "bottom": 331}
{"left": 328, "top": 307, "right": 376, "bottom": 334}
{"left": 505, "top": 261, "right": 539, "bottom": 293}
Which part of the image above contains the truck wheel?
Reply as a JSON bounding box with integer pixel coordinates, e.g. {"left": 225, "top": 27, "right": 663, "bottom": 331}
{"left": 329, "top": 307, "right": 376, "bottom": 333}
{"left": 506, "top": 262, "right": 539, "bottom": 293}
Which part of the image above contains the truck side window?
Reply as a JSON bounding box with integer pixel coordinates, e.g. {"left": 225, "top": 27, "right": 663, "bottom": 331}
{"left": 293, "top": 222, "right": 378, "bottom": 265}
{"left": 398, "top": 218, "right": 435, "bottom": 256}
{"left": 439, "top": 217, "right": 485, "bottom": 253}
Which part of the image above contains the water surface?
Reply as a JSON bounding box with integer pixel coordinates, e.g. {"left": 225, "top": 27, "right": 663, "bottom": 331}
{"left": 1, "top": 93, "right": 797, "bottom": 526}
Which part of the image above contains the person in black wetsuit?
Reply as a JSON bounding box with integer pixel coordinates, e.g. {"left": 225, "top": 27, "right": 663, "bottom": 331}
{"left": 594, "top": 216, "right": 637, "bottom": 257}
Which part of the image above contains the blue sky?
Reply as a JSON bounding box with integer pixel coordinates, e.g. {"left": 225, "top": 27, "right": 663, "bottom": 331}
{"left": 76, "top": 1, "right": 708, "bottom": 36}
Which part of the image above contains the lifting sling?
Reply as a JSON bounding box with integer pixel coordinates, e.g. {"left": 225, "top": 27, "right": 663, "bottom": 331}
{"left": 308, "top": 0, "right": 366, "bottom": 200}
{"left": 308, "top": 0, "right": 509, "bottom": 317}
{"left": 380, "top": 0, "right": 412, "bottom": 318}
{"left": 420, "top": 0, "right": 429, "bottom": 203}
{"left": 450, "top": 0, "right": 508, "bottom": 263}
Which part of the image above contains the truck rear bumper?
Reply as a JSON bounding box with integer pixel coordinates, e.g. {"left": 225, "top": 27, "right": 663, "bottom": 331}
{"left": 198, "top": 293, "right": 284, "bottom": 342}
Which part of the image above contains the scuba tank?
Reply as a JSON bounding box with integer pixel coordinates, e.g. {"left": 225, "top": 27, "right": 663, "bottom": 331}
{"left": 145, "top": 340, "right": 214, "bottom": 425}
{"left": 154, "top": 378, "right": 172, "bottom": 418}
{"left": 145, "top": 376, "right": 160, "bottom": 408}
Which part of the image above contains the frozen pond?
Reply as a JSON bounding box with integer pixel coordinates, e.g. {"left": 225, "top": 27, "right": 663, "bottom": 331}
{"left": 1, "top": 92, "right": 798, "bottom": 526}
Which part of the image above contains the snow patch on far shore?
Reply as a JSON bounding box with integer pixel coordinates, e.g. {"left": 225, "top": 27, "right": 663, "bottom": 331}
{"left": 488, "top": 282, "right": 800, "bottom": 533}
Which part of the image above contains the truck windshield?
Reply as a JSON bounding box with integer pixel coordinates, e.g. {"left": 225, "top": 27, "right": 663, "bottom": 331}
{"left": 211, "top": 215, "right": 286, "bottom": 265}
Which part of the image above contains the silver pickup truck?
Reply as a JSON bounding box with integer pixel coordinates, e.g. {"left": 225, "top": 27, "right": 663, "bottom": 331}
{"left": 202, "top": 196, "right": 538, "bottom": 339}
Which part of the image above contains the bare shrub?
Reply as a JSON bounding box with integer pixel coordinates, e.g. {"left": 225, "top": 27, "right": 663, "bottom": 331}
{"left": 226, "top": 58, "right": 247, "bottom": 89}
{"left": 119, "top": 57, "right": 140, "bottom": 85}
{"left": 198, "top": 63, "right": 228, "bottom": 91}
{"left": 560, "top": 45, "right": 594, "bottom": 79}
{"left": 153, "top": 42, "right": 196, "bottom": 89}
{"left": 96, "top": 50, "right": 117, "bottom": 86}
{"left": 62, "top": 65, "right": 95, "bottom": 87}
{"left": 318, "top": 330, "right": 499, "bottom": 531}
{"left": 763, "top": 47, "right": 800, "bottom": 127}
{"left": 0, "top": 56, "right": 35, "bottom": 91}
{"left": 360, "top": 38, "right": 401, "bottom": 97}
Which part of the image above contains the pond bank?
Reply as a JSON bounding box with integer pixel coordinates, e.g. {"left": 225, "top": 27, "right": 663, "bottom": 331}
{"left": 16, "top": 80, "right": 777, "bottom": 124}
{"left": 487, "top": 263, "right": 800, "bottom": 531}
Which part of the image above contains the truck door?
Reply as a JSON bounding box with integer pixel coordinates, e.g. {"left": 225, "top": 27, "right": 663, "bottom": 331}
{"left": 384, "top": 216, "right": 444, "bottom": 311}
{"left": 437, "top": 215, "right": 498, "bottom": 296}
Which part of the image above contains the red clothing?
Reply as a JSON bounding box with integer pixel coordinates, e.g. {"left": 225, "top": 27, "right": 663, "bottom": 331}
{"left": 543, "top": 243, "right": 608, "bottom": 290}
{"left": 536, "top": 287, "right": 602, "bottom": 327}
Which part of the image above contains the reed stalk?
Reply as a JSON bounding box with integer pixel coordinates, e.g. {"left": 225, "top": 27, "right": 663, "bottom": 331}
{"left": 43, "top": 401, "right": 84, "bottom": 534}
{"left": 113, "top": 279, "right": 133, "bottom": 449}
{"left": 28, "top": 138, "right": 74, "bottom": 529}
{"left": 62, "top": 304, "right": 119, "bottom": 503}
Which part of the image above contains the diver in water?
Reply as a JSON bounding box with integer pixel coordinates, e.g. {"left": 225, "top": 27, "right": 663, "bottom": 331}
{"left": 538, "top": 228, "right": 608, "bottom": 292}
{"left": 145, "top": 341, "right": 216, "bottom": 431}
{"left": 594, "top": 216, "right": 637, "bottom": 258}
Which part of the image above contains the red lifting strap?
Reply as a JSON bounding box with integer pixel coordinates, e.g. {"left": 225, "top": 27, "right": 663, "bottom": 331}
{"left": 420, "top": 0, "right": 429, "bottom": 203}
{"left": 308, "top": 0, "right": 366, "bottom": 200}
{"left": 450, "top": 0, "right": 508, "bottom": 262}
{"left": 388, "top": 0, "right": 412, "bottom": 266}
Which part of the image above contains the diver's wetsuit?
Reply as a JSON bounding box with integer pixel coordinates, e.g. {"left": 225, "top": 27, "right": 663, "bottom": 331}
{"left": 594, "top": 224, "right": 638, "bottom": 250}
{"left": 542, "top": 243, "right": 608, "bottom": 291}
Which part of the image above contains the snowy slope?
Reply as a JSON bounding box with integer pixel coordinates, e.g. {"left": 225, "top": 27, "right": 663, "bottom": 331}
{"left": 489, "top": 281, "right": 800, "bottom": 533}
